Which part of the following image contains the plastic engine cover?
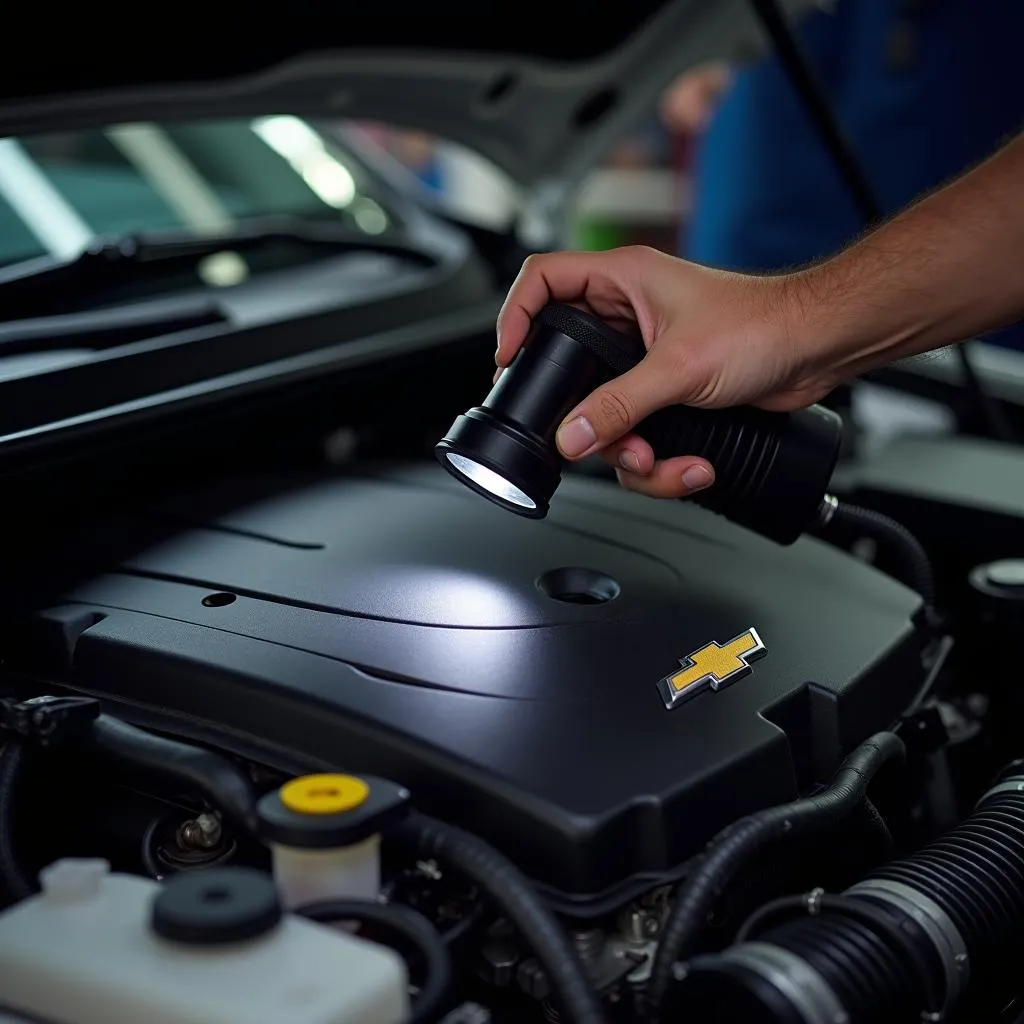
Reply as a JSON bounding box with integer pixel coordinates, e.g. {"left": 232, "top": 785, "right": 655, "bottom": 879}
{"left": 16, "top": 464, "right": 925, "bottom": 913}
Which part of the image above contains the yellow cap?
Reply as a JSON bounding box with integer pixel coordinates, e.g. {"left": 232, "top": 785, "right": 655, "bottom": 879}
{"left": 279, "top": 774, "right": 369, "bottom": 815}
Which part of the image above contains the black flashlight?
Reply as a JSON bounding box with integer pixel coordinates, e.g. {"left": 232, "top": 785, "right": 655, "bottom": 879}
{"left": 435, "top": 303, "right": 842, "bottom": 545}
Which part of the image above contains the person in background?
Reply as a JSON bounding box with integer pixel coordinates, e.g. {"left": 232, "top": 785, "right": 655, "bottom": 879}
{"left": 660, "top": 0, "right": 1024, "bottom": 350}
{"left": 356, "top": 125, "right": 445, "bottom": 193}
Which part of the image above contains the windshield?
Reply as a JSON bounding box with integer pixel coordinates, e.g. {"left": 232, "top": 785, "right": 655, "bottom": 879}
{"left": 0, "top": 116, "right": 396, "bottom": 269}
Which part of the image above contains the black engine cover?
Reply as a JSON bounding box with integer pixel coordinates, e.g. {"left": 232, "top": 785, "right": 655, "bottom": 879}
{"left": 16, "top": 464, "right": 925, "bottom": 912}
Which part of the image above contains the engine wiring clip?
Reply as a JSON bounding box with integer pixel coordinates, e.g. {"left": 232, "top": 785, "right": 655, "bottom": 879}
{"left": 0, "top": 695, "right": 101, "bottom": 746}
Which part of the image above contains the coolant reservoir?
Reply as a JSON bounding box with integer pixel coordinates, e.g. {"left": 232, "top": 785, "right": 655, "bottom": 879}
{"left": 256, "top": 773, "right": 410, "bottom": 909}
{"left": 0, "top": 860, "right": 408, "bottom": 1024}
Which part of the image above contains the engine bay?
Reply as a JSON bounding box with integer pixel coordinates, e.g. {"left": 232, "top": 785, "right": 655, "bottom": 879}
{"left": 3, "top": 0, "right": 1024, "bottom": 1018}
{"left": 1, "top": 431, "right": 1023, "bottom": 1023}
{"left": 11, "top": 465, "right": 926, "bottom": 906}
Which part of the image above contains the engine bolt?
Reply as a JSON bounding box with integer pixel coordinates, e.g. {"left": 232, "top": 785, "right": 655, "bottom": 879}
{"left": 178, "top": 813, "right": 222, "bottom": 850}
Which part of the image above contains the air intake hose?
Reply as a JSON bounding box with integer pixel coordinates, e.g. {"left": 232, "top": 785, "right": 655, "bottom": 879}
{"left": 646, "top": 732, "right": 905, "bottom": 1018}
{"left": 674, "top": 775, "right": 1024, "bottom": 1023}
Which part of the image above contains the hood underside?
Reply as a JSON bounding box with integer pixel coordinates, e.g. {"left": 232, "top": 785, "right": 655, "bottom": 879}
{"left": 2, "top": 1, "right": 812, "bottom": 189}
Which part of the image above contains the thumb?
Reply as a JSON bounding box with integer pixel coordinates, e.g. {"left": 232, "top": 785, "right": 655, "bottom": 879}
{"left": 555, "top": 354, "right": 680, "bottom": 459}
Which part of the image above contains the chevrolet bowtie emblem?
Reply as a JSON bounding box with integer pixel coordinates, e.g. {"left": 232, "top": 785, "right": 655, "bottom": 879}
{"left": 657, "top": 628, "right": 767, "bottom": 710}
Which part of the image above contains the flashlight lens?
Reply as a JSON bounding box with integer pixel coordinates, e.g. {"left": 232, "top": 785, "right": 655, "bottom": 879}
{"left": 445, "top": 453, "right": 537, "bottom": 510}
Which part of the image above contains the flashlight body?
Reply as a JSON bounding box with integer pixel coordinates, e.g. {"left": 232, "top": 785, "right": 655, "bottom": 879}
{"left": 436, "top": 303, "right": 843, "bottom": 543}
{"left": 488, "top": 329, "right": 604, "bottom": 445}
{"left": 435, "top": 325, "right": 606, "bottom": 517}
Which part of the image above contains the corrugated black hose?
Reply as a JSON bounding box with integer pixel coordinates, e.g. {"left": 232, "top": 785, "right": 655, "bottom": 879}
{"left": 816, "top": 500, "right": 936, "bottom": 611}
{"left": 679, "top": 771, "right": 1024, "bottom": 1021}
{"left": 645, "top": 731, "right": 906, "bottom": 1018}
{"left": 393, "top": 814, "right": 607, "bottom": 1024}
{"left": 0, "top": 741, "right": 33, "bottom": 906}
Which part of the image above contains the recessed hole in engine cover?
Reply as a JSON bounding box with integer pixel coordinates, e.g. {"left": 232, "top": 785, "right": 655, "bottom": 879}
{"left": 536, "top": 568, "right": 620, "bottom": 605}
{"left": 202, "top": 592, "right": 236, "bottom": 608}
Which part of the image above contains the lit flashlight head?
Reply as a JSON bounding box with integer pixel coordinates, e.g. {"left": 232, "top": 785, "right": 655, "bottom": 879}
{"left": 435, "top": 304, "right": 635, "bottom": 518}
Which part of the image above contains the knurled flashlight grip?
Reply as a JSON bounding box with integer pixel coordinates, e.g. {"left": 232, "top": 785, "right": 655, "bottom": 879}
{"left": 634, "top": 402, "right": 840, "bottom": 544}
{"left": 535, "top": 303, "right": 842, "bottom": 545}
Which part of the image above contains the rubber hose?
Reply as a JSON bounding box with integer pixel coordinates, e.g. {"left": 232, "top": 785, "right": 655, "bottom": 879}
{"left": 296, "top": 899, "right": 452, "bottom": 1024}
{"left": 0, "top": 741, "right": 33, "bottom": 905}
{"left": 646, "top": 731, "right": 905, "bottom": 1018}
{"left": 394, "top": 814, "right": 606, "bottom": 1024}
{"left": 86, "top": 717, "right": 257, "bottom": 832}
{"left": 680, "top": 779, "right": 1024, "bottom": 1022}
{"left": 819, "top": 502, "right": 936, "bottom": 610}
{"left": 873, "top": 784, "right": 1024, "bottom": 954}
{"left": 754, "top": 895, "right": 937, "bottom": 1020}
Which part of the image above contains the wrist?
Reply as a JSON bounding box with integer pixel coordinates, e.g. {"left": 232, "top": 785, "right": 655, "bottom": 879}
{"left": 744, "top": 133, "right": 1024, "bottom": 397}
{"left": 775, "top": 249, "right": 932, "bottom": 386}
{"left": 754, "top": 267, "right": 852, "bottom": 391}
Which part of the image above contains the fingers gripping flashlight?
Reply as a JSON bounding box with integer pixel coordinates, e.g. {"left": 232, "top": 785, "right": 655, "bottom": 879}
{"left": 435, "top": 303, "right": 842, "bottom": 545}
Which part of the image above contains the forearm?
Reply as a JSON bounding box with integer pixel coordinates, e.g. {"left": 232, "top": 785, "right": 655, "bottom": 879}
{"left": 789, "top": 133, "right": 1024, "bottom": 379}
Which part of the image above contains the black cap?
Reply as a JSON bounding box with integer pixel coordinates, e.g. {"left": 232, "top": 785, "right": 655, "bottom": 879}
{"left": 151, "top": 867, "right": 282, "bottom": 945}
{"left": 977, "top": 559, "right": 1024, "bottom": 593}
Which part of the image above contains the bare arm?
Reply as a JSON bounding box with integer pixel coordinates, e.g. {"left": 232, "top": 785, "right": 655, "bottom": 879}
{"left": 791, "top": 132, "right": 1024, "bottom": 380}
{"left": 494, "top": 133, "right": 1024, "bottom": 500}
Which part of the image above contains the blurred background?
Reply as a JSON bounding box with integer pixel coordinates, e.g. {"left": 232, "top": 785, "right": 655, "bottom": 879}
{"left": 344, "top": 115, "right": 683, "bottom": 254}
{"left": 2, "top": 0, "right": 1021, "bottom": 360}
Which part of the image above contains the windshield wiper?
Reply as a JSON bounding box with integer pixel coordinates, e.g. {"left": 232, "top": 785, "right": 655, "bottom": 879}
{"left": 0, "top": 216, "right": 429, "bottom": 319}
{"left": 0, "top": 299, "right": 227, "bottom": 355}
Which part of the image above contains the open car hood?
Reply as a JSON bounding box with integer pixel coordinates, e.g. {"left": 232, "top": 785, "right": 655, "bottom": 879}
{"left": 0, "top": 1, "right": 811, "bottom": 192}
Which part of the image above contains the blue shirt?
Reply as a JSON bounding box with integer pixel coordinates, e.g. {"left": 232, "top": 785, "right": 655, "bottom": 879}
{"left": 685, "top": 0, "right": 1024, "bottom": 348}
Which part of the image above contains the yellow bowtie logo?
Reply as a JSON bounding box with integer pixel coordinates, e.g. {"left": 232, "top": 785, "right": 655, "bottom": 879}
{"left": 657, "top": 628, "right": 767, "bottom": 710}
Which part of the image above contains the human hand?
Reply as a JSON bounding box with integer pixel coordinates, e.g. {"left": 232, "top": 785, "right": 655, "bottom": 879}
{"left": 495, "top": 246, "right": 837, "bottom": 499}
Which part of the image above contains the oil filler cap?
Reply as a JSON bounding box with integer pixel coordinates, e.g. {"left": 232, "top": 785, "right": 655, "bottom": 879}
{"left": 257, "top": 773, "right": 410, "bottom": 849}
{"left": 151, "top": 867, "right": 282, "bottom": 945}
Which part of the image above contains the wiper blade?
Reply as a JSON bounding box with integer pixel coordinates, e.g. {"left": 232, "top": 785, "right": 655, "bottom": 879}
{"left": 0, "top": 299, "right": 227, "bottom": 355}
{"left": 0, "top": 216, "right": 426, "bottom": 318}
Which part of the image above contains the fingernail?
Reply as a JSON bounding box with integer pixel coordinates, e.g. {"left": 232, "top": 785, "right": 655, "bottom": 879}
{"left": 618, "top": 451, "right": 641, "bottom": 473}
{"left": 493, "top": 367, "right": 503, "bottom": 385}
{"left": 557, "top": 416, "right": 596, "bottom": 458}
{"left": 682, "top": 465, "right": 713, "bottom": 493}
{"left": 494, "top": 346, "right": 501, "bottom": 365}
